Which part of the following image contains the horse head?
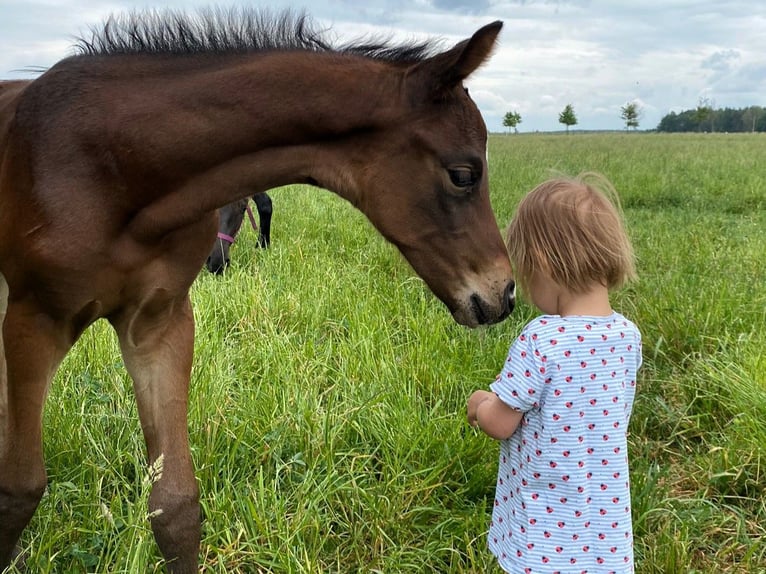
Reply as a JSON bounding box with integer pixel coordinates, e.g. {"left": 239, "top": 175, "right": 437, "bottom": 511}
{"left": 308, "top": 22, "right": 515, "bottom": 326}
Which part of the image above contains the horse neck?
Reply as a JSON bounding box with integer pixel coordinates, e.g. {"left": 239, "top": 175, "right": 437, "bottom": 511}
{"left": 102, "top": 52, "right": 402, "bottom": 172}
{"left": 0, "top": 81, "right": 29, "bottom": 149}
{"left": 231, "top": 54, "right": 402, "bottom": 141}
{"left": 72, "top": 52, "right": 405, "bottom": 239}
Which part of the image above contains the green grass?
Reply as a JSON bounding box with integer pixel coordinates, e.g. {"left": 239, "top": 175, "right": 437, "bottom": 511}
{"left": 7, "top": 132, "right": 766, "bottom": 572}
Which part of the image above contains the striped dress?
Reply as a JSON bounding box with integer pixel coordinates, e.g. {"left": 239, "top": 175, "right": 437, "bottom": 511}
{"left": 488, "top": 313, "right": 642, "bottom": 574}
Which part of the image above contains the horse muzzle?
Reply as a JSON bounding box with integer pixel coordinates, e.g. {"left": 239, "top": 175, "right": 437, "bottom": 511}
{"left": 453, "top": 279, "right": 515, "bottom": 327}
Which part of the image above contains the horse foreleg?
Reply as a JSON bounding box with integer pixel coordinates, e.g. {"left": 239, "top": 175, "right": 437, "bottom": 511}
{"left": 0, "top": 285, "right": 70, "bottom": 569}
{"left": 253, "top": 193, "right": 272, "bottom": 248}
{"left": 111, "top": 291, "right": 200, "bottom": 574}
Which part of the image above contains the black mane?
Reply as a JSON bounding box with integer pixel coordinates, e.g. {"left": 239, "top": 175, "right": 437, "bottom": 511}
{"left": 74, "top": 8, "right": 438, "bottom": 64}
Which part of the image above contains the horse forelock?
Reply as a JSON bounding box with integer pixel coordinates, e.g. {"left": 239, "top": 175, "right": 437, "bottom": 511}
{"left": 72, "top": 7, "right": 440, "bottom": 65}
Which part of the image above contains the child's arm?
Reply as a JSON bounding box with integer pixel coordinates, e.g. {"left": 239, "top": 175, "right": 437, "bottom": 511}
{"left": 467, "top": 390, "right": 524, "bottom": 440}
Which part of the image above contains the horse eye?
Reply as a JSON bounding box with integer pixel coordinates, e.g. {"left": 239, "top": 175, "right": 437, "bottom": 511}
{"left": 448, "top": 168, "right": 476, "bottom": 188}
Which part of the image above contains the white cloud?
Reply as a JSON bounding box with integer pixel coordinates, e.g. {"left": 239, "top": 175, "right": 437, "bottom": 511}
{"left": 1, "top": 0, "right": 765, "bottom": 131}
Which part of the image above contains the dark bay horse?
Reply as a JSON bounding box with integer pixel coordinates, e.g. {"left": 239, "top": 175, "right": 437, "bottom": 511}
{"left": 0, "top": 81, "right": 27, "bottom": 146}
{"left": 206, "top": 192, "right": 272, "bottom": 274}
{"left": 0, "top": 9, "right": 514, "bottom": 573}
{"left": 2, "top": 80, "right": 273, "bottom": 277}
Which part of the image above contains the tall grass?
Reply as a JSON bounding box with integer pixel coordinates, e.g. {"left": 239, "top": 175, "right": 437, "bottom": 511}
{"left": 6, "top": 133, "right": 766, "bottom": 573}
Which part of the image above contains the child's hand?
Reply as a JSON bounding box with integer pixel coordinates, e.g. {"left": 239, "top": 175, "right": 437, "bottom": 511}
{"left": 466, "top": 389, "right": 524, "bottom": 440}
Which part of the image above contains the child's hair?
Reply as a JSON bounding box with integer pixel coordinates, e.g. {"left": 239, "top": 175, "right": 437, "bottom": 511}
{"left": 505, "top": 172, "right": 636, "bottom": 294}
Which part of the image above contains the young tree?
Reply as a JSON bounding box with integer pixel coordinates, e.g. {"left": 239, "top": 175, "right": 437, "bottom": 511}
{"left": 503, "top": 110, "right": 522, "bottom": 134}
{"left": 559, "top": 104, "right": 577, "bottom": 133}
{"left": 694, "top": 97, "right": 714, "bottom": 132}
{"left": 620, "top": 102, "right": 641, "bottom": 130}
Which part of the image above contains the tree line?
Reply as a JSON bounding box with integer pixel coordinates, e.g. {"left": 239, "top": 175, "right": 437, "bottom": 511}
{"left": 657, "top": 104, "right": 766, "bottom": 133}
{"left": 503, "top": 100, "right": 766, "bottom": 133}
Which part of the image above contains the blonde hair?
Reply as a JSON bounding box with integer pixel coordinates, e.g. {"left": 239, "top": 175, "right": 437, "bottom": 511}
{"left": 505, "top": 172, "right": 636, "bottom": 295}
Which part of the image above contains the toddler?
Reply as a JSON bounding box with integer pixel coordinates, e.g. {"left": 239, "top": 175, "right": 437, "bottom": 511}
{"left": 467, "top": 173, "right": 641, "bottom": 573}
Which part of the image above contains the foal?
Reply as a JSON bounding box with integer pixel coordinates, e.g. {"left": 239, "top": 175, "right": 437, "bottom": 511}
{"left": 0, "top": 10, "right": 514, "bottom": 572}
{"left": 206, "top": 193, "right": 273, "bottom": 274}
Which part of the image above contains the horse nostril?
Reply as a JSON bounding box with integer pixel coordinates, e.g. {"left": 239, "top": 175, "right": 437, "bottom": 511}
{"left": 470, "top": 293, "right": 488, "bottom": 325}
{"left": 504, "top": 280, "right": 516, "bottom": 315}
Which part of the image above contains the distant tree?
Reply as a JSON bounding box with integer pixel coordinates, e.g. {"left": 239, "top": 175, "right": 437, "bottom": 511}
{"left": 657, "top": 111, "right": 682, "bottom": 132}
{"left": 694, "top": 97, "right": 714, "bottom": 132}
{"left": 715, "top": 107, "right": 748, "bottom": 132}
{"left": 558, "top": 104, "right": 577, "bottom": 133}
{"left": 503, "top": 110, "right": 522, "bottom": 134}
{"left": 657, "top": 109, "right": 701, "bottom": 132}
{"left": 742, "top": 106, "right": 764, "bottom": 133}
{"left": 620, "top": 102, "right": 641, "bottom": 130}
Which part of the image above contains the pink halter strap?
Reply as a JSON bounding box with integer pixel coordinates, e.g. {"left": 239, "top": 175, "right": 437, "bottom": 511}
{"left": 217, "top": 232, "right": 236, "bottom": 244}
{"left": 245, "top": 203, "right": 258, "bottom": 230}
{"left": 216, "top": 200, "right": 259, "bottom": 245}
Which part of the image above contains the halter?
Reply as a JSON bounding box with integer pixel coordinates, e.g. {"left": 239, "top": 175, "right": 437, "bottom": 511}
{"left": 216, "top": 201, "right": 258, "bottom": 244}
{"left": 216, "top": 232, "right": 237, "bottom": 244}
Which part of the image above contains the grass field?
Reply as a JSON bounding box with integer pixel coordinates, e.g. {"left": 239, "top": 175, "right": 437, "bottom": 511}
{"left": 7, "top": 132, "right": 766, "bottom": 573}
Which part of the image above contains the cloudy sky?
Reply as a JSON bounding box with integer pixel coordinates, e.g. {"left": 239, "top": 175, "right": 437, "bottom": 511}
{"left": 1, "top": 0, "right": 764, "bottom": 132}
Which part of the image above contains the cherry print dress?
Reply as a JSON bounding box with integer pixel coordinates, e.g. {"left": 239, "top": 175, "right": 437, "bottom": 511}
{"left": 488, "top": 312, "right": 641, "bottom": 574}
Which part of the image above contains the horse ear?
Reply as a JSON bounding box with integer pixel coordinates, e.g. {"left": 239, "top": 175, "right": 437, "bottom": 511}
{"left": 407, "top": 21, "right": 503, "bottom": 99}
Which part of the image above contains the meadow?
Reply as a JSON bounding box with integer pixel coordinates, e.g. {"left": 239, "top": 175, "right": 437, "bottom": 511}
{"left": 6, "top": 132, "right": 766, "bottom": 573}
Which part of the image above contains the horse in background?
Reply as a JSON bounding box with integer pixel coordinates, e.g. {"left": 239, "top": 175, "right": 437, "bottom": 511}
{"left": 0, "top": 10, "right": 514, "bottom": 572}
{"left": 206, "top": 192, "right": 272, "bottom": 274}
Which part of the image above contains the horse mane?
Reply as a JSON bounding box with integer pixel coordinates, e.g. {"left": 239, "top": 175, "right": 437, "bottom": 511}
{"left": 73, "top": 8, "right": 439, "bottom": 64}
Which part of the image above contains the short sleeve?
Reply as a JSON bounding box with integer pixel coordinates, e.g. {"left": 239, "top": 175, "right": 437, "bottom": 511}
{"left": 625, "top": 325, "right": 642, "bottom": 419}
{"left": 490, "top": 324, "right": 545, "bottom": 413}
